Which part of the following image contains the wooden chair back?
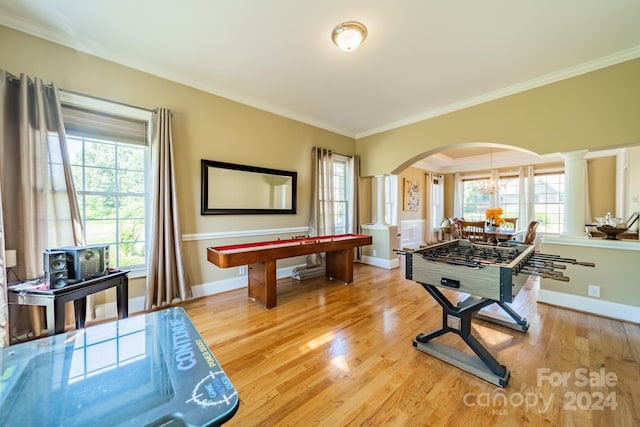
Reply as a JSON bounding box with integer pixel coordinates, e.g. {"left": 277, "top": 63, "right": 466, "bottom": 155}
{"left": 501, "top": 217, "right": 518, "bottom": 230}
{"left": 523, "top": 220, "right": 541, "bottom": 244}
{"left": 449, "top": 217, "right": 463, "bottom": 239}
{"left": 459, "top": 220, "right": 486, "bottom": 242}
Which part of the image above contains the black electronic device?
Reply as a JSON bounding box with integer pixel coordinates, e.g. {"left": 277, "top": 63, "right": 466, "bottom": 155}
{"left": 47, "top": 245, "right": 110, "bottom": 281}
{"left": 43, "top": 250, "right": 68, "bottom": 288}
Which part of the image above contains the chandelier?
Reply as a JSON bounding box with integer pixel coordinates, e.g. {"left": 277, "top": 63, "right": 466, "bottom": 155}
{"left": 477, "top": 179, "right": 497, "bottom": 195}
{"left": 476, "top": 148, "right": 504, "bottom": 195}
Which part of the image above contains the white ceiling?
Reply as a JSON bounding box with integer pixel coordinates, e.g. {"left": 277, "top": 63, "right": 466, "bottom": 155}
{"left": 1, "top": 1, "right": 639, "bottom": 139}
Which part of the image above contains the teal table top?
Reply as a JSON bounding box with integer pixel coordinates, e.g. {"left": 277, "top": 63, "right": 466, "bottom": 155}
{"left": 0, "top": 307, "right": 238, "bottom": 426}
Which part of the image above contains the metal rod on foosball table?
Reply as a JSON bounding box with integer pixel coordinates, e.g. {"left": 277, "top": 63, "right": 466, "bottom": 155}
{"left": 519, "top": 268, "right": 570, "bottom": 282}
{"left": 524, "top": 261, "right": 567, "bottom": 273}
{"left": 527, "top": 261, "right": 567, "bottom": 270}
{"left": 532, "top": 254, "right": 595, "bottom": 267}
{"left": 419, "top": 255, "right": 488, "bottom": 268}
{"left": 421, "top": 251, "right": 516, "bottom": 267}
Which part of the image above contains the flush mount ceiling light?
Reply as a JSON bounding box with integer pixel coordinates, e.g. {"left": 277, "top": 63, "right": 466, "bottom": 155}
{"left": 331, "top": 21, "right": 367, "bottom": 52}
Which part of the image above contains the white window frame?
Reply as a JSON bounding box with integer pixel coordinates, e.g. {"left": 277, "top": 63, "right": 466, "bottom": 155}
{"left": 332, "top": 154, "right": 350, "bottom": 234}
{"left": 59, "top": 91, "right": 152, "bottom": 277}
{"left": 532, "top": 166, "right": 565, "bottom": 234}
{"left": 385, "top": 174, "right": 398, "bottom": 226}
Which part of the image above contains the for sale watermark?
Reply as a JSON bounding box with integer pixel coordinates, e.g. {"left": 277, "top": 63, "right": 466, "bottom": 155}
{"left": 462, "top": 367, "right": 619, "bottom": 415}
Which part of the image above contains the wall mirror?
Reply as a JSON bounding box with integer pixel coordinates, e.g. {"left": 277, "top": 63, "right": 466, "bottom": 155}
{"left": 201, "top": 159, "right": 297, "bottom": 215}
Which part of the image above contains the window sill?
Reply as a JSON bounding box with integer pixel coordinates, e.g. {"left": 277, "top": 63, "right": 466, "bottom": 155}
{"left": 121, "top": 267, "right": 146, "bottom": 279}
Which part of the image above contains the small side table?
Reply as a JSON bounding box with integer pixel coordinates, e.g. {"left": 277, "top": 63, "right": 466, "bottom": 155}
{"left": 8, "top": 270, "right": 129, "bottom": 338}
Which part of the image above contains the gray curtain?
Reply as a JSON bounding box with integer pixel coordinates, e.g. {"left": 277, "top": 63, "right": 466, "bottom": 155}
{"left": 0, "top": 70, "right": 83, "bottom": 345}
{"left": 0, "top": 184, "right": 8, "bottom": 347}
{"left": 145, "top": 108, "right": 191, "bottom": 309}
{"left": 349, "top": 155, "right": 362, "bottom": 261}
{"left": 307, "top": 147, "right": 336, "bottom": 267}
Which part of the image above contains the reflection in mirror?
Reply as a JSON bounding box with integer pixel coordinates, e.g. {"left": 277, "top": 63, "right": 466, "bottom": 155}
{"left": 201, "top": 160, "right": 297, "bottom": 215}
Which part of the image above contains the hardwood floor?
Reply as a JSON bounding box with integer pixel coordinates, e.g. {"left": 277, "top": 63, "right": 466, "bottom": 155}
{"left": 179, "top": 263, "right": 640, "bottom": 427}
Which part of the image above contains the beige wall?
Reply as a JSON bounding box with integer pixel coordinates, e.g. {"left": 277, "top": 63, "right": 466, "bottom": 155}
{"left": 356, "top": 58, "right": 640, "bottom": 177}
{"left": 540, "top": 240, "right": 640, "bottom": 311}
{"left": 0, "top": 25, "right": 355, "bottom": 297}
{"left": 588, "top": 156, "right": 616, "bottom": 220}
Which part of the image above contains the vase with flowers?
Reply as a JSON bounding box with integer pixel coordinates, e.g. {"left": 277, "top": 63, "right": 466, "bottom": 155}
{"left": 485, "top": 207, "right": 504, "bottom": 230}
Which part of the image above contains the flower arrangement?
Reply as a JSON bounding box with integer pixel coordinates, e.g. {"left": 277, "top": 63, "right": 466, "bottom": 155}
{"left": 485, "top": 207, "right": 504, "bottom": 227}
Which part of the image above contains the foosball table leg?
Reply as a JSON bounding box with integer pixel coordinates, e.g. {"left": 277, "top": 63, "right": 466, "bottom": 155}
{"left": 474, "top": 301, "right": 530, "bottom": 333}
{"left": 413, "top": 283, "right": 511, "bottom": 387}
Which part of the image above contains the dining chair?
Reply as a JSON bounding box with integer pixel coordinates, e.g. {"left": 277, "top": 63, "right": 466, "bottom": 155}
{"left": 449, "top": 217, "right": 463, "bottom": 239}
{"left": 501, "top": 217, "right": 518, "bottom": 230}
{"left": 504, "top": 220, "right": 540, "bottom": 245}
{"left": 459, "top": 220, "right": 486, "bottom": 242}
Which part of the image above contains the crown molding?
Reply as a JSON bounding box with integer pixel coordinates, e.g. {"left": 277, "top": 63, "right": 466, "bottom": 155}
{"left": 356, "top": 45, "right": 640, "bottom": 139}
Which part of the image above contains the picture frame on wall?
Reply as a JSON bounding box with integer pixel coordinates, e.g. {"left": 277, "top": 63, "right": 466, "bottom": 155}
{"left": 403, "top": 178, "right": 420, "bottom": 212}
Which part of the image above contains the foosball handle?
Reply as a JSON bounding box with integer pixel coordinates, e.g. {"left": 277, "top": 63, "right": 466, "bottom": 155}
{"left": 575, "top": 261, "right": 595, "bottom": 267}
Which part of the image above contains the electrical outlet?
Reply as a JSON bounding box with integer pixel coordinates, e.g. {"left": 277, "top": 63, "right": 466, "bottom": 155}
{"left": 588, "top": 285, "right": 600, "bottom": 298}
{"left": 239, "top": 266, "right": 246, "bottom": 275}
{"left": 372, "top": 249, "right": 377, "bottom": 257}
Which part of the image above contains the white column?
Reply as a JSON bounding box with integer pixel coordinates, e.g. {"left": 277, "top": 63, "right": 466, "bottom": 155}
{"left": 375, "top": 175, "right": 387, "bottom": 226}
{"left": 561, "top": 150, "right": 588, "bottom": 237}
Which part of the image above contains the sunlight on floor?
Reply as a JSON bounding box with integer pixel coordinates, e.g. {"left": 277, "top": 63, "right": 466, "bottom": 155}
{"left": 473, "top": 323, "right": 514, "bottom": 347}
{"left": 331, "top": 355, "right": 350, "bottom": 373}
{"left": 303, "top": 331, "right": 336, "bottom": 351}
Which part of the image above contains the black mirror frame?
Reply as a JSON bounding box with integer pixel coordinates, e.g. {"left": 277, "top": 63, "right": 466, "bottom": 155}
{"left": 201, "top": 159, "right": 297, "bottom": 215}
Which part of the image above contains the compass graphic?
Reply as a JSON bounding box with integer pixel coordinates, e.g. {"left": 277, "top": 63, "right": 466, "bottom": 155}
{"left": 186, "top": 369, "right": 238, "bottom": 408}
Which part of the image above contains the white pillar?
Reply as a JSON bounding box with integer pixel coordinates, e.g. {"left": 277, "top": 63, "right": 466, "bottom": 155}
{"left": 375, "top": 175, "right": 387, "bottom": 226}
{"left": 561, "top": 150, "right": 588, "bottom": 237}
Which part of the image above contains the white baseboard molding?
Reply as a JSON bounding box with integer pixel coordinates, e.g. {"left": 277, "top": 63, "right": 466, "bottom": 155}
{"left": 361, "top": 255, "right": 400, "bottom": 270}
{"left": 95, "top": 295, "right": 146, "bottom": 320}
{"left": 537, "top": 289, "right": 640, "bottom": 323}
{"left": 96, "top": 262, "right": 389, "bottom": 321}
{"left": 191, "top": 263, "right": 304, "bottom": 297}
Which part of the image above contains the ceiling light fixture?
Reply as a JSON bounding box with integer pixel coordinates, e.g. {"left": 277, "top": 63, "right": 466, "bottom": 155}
{"left": 331, "top": 21, "right": 367, "bottom": 52}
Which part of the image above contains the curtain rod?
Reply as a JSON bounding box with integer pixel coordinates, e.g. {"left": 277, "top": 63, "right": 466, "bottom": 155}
{"left": 311, "top": 147, "right": 353, "bottom": 158}
{"left": 3, "top": 72, "right": 154, "bottom": 114}
{"left": 60, "top": 89, "right": 153, "bottom": 113}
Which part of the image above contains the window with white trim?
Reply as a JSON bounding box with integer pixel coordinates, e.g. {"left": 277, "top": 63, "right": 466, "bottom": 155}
{"left": 462, "top": 178, "right": 491, "bottom": 221}
{"left": 60, "top": 92, "right": 152, "bottom": 270}
{"left": 431, "top": 175, "right": 444, "bottom": 229}
{"left": 385, "top": 174, "right": 398, "bottom": 226}
{"left": 534, "top": 171, "right": 565, "bottom": 233}
{"left": 332, "top": 155, "right": 349, "bottom": 234}
{"left": 497, "top": 175, "right": 519, "bottom": 218}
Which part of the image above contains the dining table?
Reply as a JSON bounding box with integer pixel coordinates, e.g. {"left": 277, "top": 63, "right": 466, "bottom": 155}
{"left": 484, "top": 228, "right": 524, "bottom": 243}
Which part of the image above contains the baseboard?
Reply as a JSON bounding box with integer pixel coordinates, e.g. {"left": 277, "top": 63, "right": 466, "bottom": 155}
{"left": 361, "top": 255, "right": 400, "bottom": 270}
{"left": 537, "top": 288, "right": 640, "bottom": 323}
{"left": 95, "top": 262, "right": 378, "bottom": 321}
{"left": 95, "top": 295, "right": 145, "bottom": 320}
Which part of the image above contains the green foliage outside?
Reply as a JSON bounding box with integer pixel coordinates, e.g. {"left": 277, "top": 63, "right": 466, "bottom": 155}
{"left": 67, "top": 136, "right": 146, "bottom": 267}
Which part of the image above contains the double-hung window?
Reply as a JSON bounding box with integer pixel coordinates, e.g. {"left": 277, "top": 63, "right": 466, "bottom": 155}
{"left": 534, "top": 170, "right": 565, "bottom": 233}
{"left": 497, "top": 174, "right": 519, "bottom": 218}
{"left": 59, "top": 92, "right": 152, "bottom": 271}
{"left": 461, "top": 166, "right": 565, "bottom": 233}
{"left": 462, "top": 178, "right": 491, "bottom": 221}
{"left": 332, "top": 155, "right": 349, "bottom": 234}
{"left": 384, "top": 174, "right": 398, "bottom": 226}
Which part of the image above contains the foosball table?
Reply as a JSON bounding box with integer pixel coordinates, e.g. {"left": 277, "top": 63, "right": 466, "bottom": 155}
{"left": 402, "top": 239, "right": 595, "bottom": 387}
